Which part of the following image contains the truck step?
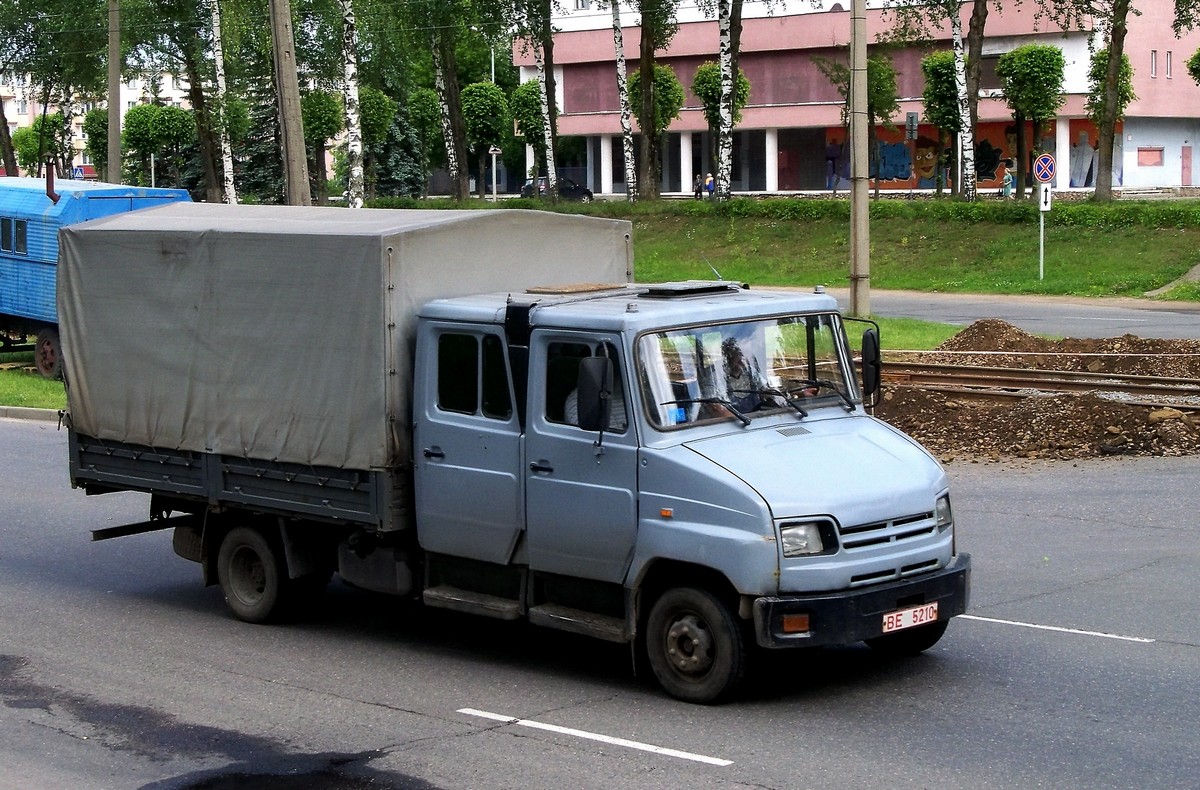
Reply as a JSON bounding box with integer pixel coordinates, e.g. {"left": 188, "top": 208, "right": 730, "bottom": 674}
{"left": 422, "top": 585, "right": 521, "bottom": 620}
{"left": 528, "top": 603, "right": 628, "bottom": 643}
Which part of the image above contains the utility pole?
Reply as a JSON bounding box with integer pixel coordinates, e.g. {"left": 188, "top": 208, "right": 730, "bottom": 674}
{"left": 849, "top": 0, "right": 870, "bottom": 317}
{"left": 269, "top": 0, "right": 311, "bottom": 205}
{"left": 107, "top": 0, "right": 121, "bottom": 183}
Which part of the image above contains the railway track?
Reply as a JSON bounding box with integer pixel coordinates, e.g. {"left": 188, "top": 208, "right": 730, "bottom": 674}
{"left": 882, "top": 361, "right": 1200, "bottom": 412}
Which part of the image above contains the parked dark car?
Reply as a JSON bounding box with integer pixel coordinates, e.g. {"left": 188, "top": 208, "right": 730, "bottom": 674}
{"left": 520, "top": 176, "right": 594, "bottom": 202}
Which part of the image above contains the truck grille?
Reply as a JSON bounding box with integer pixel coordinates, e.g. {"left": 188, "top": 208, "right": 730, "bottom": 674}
{"left": 838, "top": 511, "right": 937, "bottom": 550}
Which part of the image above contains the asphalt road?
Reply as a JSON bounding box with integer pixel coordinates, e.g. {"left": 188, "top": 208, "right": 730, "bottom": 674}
{"left": 828, "top": 288, "right": 1200, "bottom": 340}
{"left": 2, "top": 419, "right": 1197, "bottom": 789}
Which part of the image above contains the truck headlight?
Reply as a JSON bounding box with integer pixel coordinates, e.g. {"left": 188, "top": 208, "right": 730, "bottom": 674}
{"left": 935, "top": 495, "right": 953, "bottom": 530}
{"left": 780, "top": 522, "right": 825, "bottom": 557}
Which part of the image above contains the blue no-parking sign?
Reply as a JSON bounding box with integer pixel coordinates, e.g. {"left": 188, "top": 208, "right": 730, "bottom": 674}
{"left": 1034, "top": 153, "right": 1055, "bottom": 183}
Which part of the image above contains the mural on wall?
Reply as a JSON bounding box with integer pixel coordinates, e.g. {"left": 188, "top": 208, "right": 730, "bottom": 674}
{"left": 820, "top": 121, "right": 1070, "bottom": 190}
{"left": 1068, "top": 120, "right": 1123, "bottom": 187}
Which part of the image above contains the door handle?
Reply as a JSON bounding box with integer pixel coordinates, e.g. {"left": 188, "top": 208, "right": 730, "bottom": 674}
{"left": 423, "top": 447, "right": 445, "bottom": 460}
{"left": 529, "top": 462, "right": 554, "bottom": 474}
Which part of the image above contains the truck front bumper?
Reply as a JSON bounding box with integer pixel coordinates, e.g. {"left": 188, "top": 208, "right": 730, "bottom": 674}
{"left": 752, "top": 553, "right": 971, "bottom": 649}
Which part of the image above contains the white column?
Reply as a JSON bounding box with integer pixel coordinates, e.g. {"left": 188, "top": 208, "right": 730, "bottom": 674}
{"left": 525, "top": 143, "right": 535, "bottom": 180}
{"left": 680, "top": 131, "right": 693, "bottom": 194}
{"left": 765, "top": 128, "right": 779, "bottom": 193}
{"left": 739, "top": 132, "right": 750, "bottom": 190}
{"left": 601, "top": 135, "right": 614, "bottom": 195}
{"left": 1055, "top": 117, "right": 1070, "bottom": 189}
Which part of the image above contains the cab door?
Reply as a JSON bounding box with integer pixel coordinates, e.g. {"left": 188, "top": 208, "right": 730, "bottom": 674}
{"left": 413, "top": 324, "right": 523, "bottom": 564}
{"left": 524, "top": 333, "right": 639, "bottom": 583}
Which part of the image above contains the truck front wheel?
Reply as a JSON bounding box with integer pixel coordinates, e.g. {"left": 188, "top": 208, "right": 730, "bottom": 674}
{"left": 217, "top": 527, "right": 285, "bottom": 623}
{"left": 646, "top": 587, "right": 746, "bottom": 704}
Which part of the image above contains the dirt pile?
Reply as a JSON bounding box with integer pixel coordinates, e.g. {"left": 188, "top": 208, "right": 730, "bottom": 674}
{"left": 874, "top": 319, "right": 1200, "bottom": 462}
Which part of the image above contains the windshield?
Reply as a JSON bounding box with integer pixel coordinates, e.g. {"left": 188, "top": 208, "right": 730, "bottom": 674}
{"left": 637, "top": 313, "right": 858, "bottom": 429}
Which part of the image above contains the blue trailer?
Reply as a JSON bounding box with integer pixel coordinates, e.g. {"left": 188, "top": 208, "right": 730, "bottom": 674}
{"left": 0, "top": 177, "right": 191, "bottom": 376}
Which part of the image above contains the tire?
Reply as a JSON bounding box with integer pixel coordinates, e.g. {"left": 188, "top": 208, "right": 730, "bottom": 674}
{"left": 645, "top": 587, "right": 746, "bottom": 704}
{"left": 865, "top": 620, "right": 950, "bottom": 657}
{"left": 34, "top": 328, "right": 62, "bottom": 379}
{"left": 217, "top": 527, "right": 285, "bottom": 623}
{"left": 580, "top": 193, "right": 593, "bottom": 203}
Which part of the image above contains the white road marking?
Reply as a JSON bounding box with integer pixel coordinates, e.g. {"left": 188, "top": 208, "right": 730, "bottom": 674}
{"left": 960, "top": 614, "right": 1156, "bottom": 643}
{"left": 457, "top": 708, "right": 734, "bottom": 766}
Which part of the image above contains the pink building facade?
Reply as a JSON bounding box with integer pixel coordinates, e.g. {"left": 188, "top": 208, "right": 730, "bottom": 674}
{"left": 516, "top": 0, "right": 1200, "bottom": 195}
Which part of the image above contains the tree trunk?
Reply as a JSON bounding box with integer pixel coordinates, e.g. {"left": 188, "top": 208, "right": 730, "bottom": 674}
{"left": 209, "top": 0, "right": 238, "bottom": 203}
{"left": 952, "top": 16, "right": 976, "bottom": 201}
{"left": 1014, "top": 114, "right": 1028, "bottom": 200}
{"left": 965, "top": 0, "right": 988, "bottom": 136}
{"left": 716, "top": 0, "right": 734, "bottom": 199}
{"left": 638, "top": 28, "right": 659, "bottom": 199}
{"left": 1096, "top": 0, "right": 1131, "bottom": 202}
{"left": 611, "top": 0, "right": 637, "bottom": 200}
{"left": 183, "top": 47, "right": 222, "bottom": 203}
{"left": 432, "top": 35, "right": 468, "bottom": 200}
{"left": 535, "top": 44, "right": 558, "bottom": 196}
{"left": 539, "top": 0, "right": 559, "bottom": 161}
{"left": 341, "top": 0, "right": 364, "bottom": 208}
{"left": 0, "top": 103, "right": 17, "bottom": 175}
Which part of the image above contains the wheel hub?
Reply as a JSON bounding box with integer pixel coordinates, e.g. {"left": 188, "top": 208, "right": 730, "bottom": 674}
{"left": 665, "top": 613, "right": 714, "bottom": 675}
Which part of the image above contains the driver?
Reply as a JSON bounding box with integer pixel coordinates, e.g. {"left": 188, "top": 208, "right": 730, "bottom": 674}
{"left": 719, "top": 337, "right": 766, "bottom": 414}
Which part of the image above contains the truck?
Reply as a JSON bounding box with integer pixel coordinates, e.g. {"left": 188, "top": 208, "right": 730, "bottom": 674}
{"left": 60, "top": 203, "right": 970, "bottom": 703}
{"left": 0, "top": 175, "right": 190, "bottom": 377}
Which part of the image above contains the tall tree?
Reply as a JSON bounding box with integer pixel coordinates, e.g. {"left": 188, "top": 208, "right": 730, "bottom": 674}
{"left": 461, "top": 82, "right": 509, "bottom": 199}
{"left": 880, "top": 0, "right": 988, "bottom": 200}
{"left": 514, "top": 0, "right": 560, "bottom": 190}
{"left": 996, "top": 44, "right": 1066, "bottom": 199}
{"left": 691, "top": 60, "right": 750, "bottom": 184}
{"left": 920, "top": 51, "right": 960, "bottom": 195}
{"left": 815, "top": 53, "right": 901, "bottom": 199}
{"left": 627, "top": 64, "right": 685, "bottom": 192}
{"left": 633, "top": 0, "right": 681, "bottom": 199}
{"left": 340, "top": 0, "right": 365, "bottom": 208}
{"left": 605, "top": 0, "right": 638, "bottom": 199}
{"left": 1085, "top": 46, "right": 1136, "bottom": 196}
{"left": 208, "top": 0, "right": 238, "bottom": 202}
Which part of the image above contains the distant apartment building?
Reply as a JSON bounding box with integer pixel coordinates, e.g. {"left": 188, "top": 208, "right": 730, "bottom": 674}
{"left": 514, "top": 0, "right": 1200, "bottom": 195}
{"left": 0, "top": 73, "right": 191, "bottom": 178}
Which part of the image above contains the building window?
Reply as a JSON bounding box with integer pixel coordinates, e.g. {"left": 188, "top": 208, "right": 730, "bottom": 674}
{"left": 1151, "top": 50, "right": 1158, "bottom": 78}
{"left": 16, "top": 99, "right": 27, "bottom": 115}
{"left": 1137, "top": 147, "right": 1165, "bottom": 167}
{"left": 1167, "top": 51, "right": 1173, "bottom": 78}
{"left": 574, "top": 0, "right": 591, "bottom": 8}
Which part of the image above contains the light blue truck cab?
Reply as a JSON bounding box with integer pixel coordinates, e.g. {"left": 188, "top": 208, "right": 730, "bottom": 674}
{"left": 0, "top": 177, "right": 190, "bottom": 375}
{"left": 413, "top": 281, "right": 970, "bottom": 702}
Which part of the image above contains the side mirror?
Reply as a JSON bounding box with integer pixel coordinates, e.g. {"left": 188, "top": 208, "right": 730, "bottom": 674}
{"left": 861, "top": 328, "right": 882, "bottom": 396}
{"left": 576, "top": 356, "right": 613, "bottom": 432}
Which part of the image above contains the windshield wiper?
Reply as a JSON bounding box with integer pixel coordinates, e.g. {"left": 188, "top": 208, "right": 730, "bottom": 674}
{"left": 661, "top": 397, "right": 752, "bottom": 427}
{"left": 787, "top": 379, "right": 856, "bottom": 411}
{"left": 728, "top": 387, "right": 808, "bottom": 418}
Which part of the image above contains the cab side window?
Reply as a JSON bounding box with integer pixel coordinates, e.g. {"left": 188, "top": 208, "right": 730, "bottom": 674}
{"left": 437, "top": 332, "right": 512, "bottom": 420}
{"left": 545, "top": 340, "right": 627, "bottom": 432}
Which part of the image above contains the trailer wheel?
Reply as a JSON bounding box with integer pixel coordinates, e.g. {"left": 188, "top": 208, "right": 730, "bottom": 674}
{"left": 866, "top": 620, "right": 950, "bottom": 657}
{"left": 217, "top": 527, "right": 285, "bottom": 623}
{"left": 646, "top": 587, "right": 746, "bottom": 704}
{"left": 34, "top": 328, "right": 62, "bottom": 379}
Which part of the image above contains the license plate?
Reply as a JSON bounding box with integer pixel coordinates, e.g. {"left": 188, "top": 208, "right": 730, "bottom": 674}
{"left": 882, "top": 602, "right": 938, "bottom": 633}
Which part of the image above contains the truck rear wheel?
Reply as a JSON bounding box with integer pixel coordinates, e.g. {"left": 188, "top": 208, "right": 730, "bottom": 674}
{"left": 217, "top": 527, "right": 285, "bottom": 623}
{"left": 866, "top": 620, "right": 949, "bottom": 657}
{"left": 646, "top": 587, "right": 746, "bottom": 704}
{"left": 34, "top": 328, "right": 62, "bottom": 379}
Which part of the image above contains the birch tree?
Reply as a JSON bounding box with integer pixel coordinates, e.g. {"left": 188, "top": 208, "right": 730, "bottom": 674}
{"left": 208, "top": 0, "right": 238, "bottom": 202}
{"left": 607, "top": 0, "right": 638, "bottom": 199}
{"left": 340, "top": 0, "right": 365, "bottom": 208}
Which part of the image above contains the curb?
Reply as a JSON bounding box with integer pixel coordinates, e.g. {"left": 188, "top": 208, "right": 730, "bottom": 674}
{"left": 0, "top": 406, "right": 62, "bottom": 423}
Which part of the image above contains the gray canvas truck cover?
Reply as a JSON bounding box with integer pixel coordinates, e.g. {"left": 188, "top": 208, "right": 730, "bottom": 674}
{"left": 59, "top": 204, "right": 632, "bottom": 470}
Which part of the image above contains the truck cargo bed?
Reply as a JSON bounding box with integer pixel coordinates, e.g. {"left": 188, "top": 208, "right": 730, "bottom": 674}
{"left": 69, "top": 430, "right": 397, "bottom": 529}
